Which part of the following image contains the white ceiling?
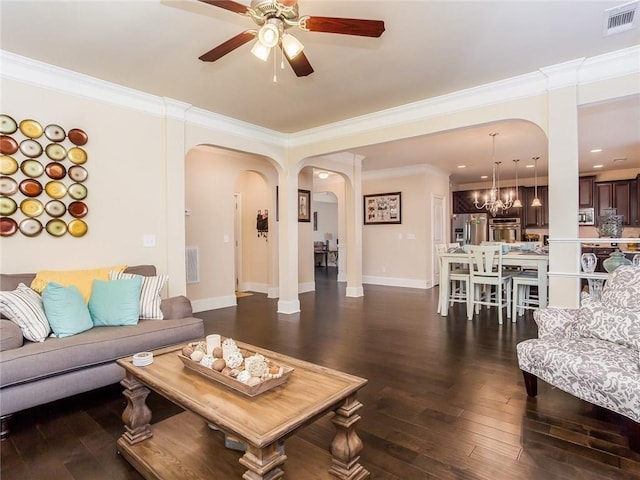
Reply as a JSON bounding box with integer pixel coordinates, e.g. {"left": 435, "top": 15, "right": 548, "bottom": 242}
{"left": 1, "top": 0, "right": 639, "bottom": 183}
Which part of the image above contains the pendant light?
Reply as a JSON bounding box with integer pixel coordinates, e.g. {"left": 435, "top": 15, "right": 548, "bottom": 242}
{"left": 531, "top": 156, "right": 542, "bottom": 207}
{"left": 512, "top": 159, "right": 522, "bottom": 207}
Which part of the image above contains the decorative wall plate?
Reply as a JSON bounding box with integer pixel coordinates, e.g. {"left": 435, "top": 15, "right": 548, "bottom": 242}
{"left": 44, "top": 199, "right": 66, "bottom": 217}
{"left": 0, "top": 217, "right": 18, "bottom": 237}
{"left": 0, "top": 196, "right": 17, "bottom": 216}
{"left": 0, "top": 136, "right": 18, "bottom": 155}
{"left": 20, "top": 198, "right": 44, "bottom": 217}
{"left": 46, "top": 219, "right": 67, "bottom": 237}
{"left": 0, "top": 155, "right": 18, "bottom": 175}
{"left": 19, "top": 218, "right": 43, "bottom": 237}
{"left": 19, "top": 178, "right": 43, "bottom": 197}
{"left": 67, "top": 146, "right": 87, "bottom": 164}
{"left": 68, "top": 201, "right": 88, "bottom": 218}
{"left": 68, "top": 219, "right": 88, "bottom": 237}
{"left": 45, "top": 162, "right": 66, "bottom": 180}
{"left": 45, "top": 143, "right": 66, "bottom": 161}
{"left": 45, "top": 180, "right": 67, "bottom": 199}
{"left": 68, "top": 128, "right": 88, "bottom": 146}
{"left": 44, "top": 124, "right": 66, "bottom": 142}
{"left": 20, "top": 159, "right": 44, "bottom": 178}
{"left": 68, "top": 165, "right": 88, "bottom": 182}
{"left": 19, "top": 139, "right": 43, "bottom": 158}
{"left": 68, "top": 183, "right": 87, "bottom": 200}
{"left": 0, "top": 115, "right": 17, "bottom": 134}
{"left": 0, "top": 176, "right": 19, "bottom": 196}
{"left": 19, "top": 119, "right": 43, "bottom": 139}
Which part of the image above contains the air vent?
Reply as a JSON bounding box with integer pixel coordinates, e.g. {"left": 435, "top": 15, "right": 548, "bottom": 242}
{"left": 603, "top": 1, "right": 638, "bottom": 36}
{"left": 185, "top": 246, "right": 200, "bottom": 284}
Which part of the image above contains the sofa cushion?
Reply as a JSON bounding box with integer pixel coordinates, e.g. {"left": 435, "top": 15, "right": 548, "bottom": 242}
{"left": 0, "top": 320, "right": 23, "bottom": 351}
{"left": 0, "top": 317, "right": 204, "bottom": 388}
{"left": 42, "top": 282, "right": 93, "bottom": 338}
{"left": 517, "top": 337, "right": 640, "bottom": 422}
{"left": 31, "top": 265, "right": 128, "bottom": 302}
{"left": 0, "top": 273, "right": 36, "bottom": 292}
{"left": 109, "top": 270, "right": 167, "bottom": 320}
{"left": 601, "top": 265, "right": 640, "bottom": 309}
{"left": 0, "top": 284, "right": 50, "bottom": 342}
{"left": 575, "top": 301, "right": 640, "bottom": 351}
{"left": 89, "top": 278, "right": 142, "bottom": 327}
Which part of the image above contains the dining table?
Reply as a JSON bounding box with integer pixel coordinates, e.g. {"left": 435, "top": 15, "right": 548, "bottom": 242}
{"left": 438, "top": 250, "right": 549, "bottom": 317}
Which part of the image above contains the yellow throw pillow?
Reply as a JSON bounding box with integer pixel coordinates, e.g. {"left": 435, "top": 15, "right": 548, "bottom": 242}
{"left": 31, "top": 265, "right": 127, "bottom": 303}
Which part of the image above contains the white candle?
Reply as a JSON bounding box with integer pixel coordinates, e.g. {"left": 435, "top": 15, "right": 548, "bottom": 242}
{"left": 206, "top": 334, "right": 221, "bottom": 355}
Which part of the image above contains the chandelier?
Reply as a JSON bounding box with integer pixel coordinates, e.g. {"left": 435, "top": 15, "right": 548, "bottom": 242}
{"left": 474, "top": 133, "right": 514, "bottom": 216}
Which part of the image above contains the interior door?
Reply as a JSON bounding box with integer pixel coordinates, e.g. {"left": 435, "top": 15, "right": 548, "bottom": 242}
{"left": 432, "top": 194, "right": 445, "bottom": 286}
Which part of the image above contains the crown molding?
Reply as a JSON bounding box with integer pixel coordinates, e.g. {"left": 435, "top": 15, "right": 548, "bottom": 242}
{"left": 540, "top": 59, "right": 585, "bottom": 90}
{"left": 578, "top": 44, "right": 640, "bottom": 85}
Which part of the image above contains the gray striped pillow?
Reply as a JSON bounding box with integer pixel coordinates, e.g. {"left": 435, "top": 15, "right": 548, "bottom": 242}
{"left": 0, "top": 283, "right": 51, "bottom": 342}
{"left": 109, "top": 271, "right": 168, "bottom": 319}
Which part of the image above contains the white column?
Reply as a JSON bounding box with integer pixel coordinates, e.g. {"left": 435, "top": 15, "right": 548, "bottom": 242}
{"left": 277, "top": 172, "right": 301, "bottom": 313}
{"left": 163, "top": 98, "right": 191, "bottom": 297}
{"left": 346, "top": 155, "right": 364, "bottom": 297}
{"left": 541, "top": 61, "right": 583, "bottom": 308}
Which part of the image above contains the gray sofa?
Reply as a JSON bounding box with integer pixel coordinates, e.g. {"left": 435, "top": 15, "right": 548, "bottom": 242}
{"left": 0, "top": 265, "right": 204, "bottom": 439}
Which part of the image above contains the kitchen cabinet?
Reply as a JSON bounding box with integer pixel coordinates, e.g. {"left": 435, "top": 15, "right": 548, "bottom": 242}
{"left": 596, "top": 181, "right": 631, "bottom": 225}
{"left": 578, "top": 176, "right": 595, "bottom": 208}
{"left": 523, "top": 186, "right": 548, "bottom": 227}
{"left": 452, "top": 190, "right": 477, "bottom": 214}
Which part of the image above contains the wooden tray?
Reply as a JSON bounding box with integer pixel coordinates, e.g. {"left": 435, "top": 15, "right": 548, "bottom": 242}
{"left": 177, "top": 354, "right": 294, "bottom": 397}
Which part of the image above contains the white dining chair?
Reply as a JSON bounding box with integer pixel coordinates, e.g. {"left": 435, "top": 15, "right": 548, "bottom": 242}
{"left": 467, "top": 244, "right": 513, "bottom": 324}
{"left": 436, "top": 243, "right": 469, "bottom": 314}
{"left": 511, "top": 271, "right": 541, "bottom": 319}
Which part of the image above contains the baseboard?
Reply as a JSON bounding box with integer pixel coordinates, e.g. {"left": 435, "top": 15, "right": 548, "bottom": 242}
{"left": 362, "top": 275, "right": 428, "bottom": 289}
{"left": 277, "top": 299, "right": 301, "bottom": 314}
{"left": 267, "top": 287, "right": 279, "bottom": 298}
{"left": 238, "top": 282, "right": 269, "bottom": 294}
{"left": 191, "top": 295, "right": 237, "bottom": 313}
{"left": 298, "top": 281, "right": 315, "bottom": 294}
{"left": 346, "top": 286, "right": 364, "bottom": 297}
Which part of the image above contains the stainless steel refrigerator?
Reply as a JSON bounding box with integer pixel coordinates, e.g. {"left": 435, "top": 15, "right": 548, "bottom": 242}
{"left": 451, "top": 213, "right": 488, "bottom": 245}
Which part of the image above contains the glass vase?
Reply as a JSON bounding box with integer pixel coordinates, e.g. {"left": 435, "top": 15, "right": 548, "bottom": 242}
{"left": 602, "top": 250, "right": 632, "bottom": 273}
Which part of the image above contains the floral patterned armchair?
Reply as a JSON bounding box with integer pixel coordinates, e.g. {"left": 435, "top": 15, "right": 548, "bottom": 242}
{"left": 517, "top": 266, "right": 640, "bottom": 453}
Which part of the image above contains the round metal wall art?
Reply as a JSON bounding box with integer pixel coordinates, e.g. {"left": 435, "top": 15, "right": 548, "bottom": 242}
{"left": 0, "top": 113, "right": 89, "bottom": 237}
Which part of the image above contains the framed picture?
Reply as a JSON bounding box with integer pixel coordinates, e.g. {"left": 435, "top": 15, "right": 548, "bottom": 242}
{"left": 298, "top": 189, "right": 311, "bottom": 222}
{"left": 364, "top": 192, "right": 402, "bottom": 225}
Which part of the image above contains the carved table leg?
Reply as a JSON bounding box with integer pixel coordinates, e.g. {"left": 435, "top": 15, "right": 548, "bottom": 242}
{"left": 239, "top": 442, "right": 286, "bottom": 480}
{"left": 120, "top": 373, "right": 153, "bottom": 445}
{"left": 329, "top": 394, "right": 369, "bottom": 480}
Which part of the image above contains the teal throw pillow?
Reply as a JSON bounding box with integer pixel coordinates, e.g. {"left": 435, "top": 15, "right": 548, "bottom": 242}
{"left": 42, "top": 282, "right": 93, "bottom": 338}
{"left": 89, "top": 277, "right": 142, "bottom": 327}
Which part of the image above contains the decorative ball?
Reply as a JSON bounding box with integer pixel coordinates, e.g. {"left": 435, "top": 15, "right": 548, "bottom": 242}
{"left": 190, "top": 350, "right": 204, "bottom": 362}
{"left": 236, "top": 370, "right": 251, "bottom": 384}
{"left": 182, "top": 346, "right": 194, "bottom": 357}
{"left": 245, "top": 354, "right": 268, "bottom": 378}
{"left": 225, "top": 351, "right": 244, "bottom": 369}
{"left": 212, "top": 346, "right": 223, "bottom": 358}
{"left": 200, "top": 355, "right": 215, "bottom": 368}
{"left": 213, "top": 358, "right": 226, "bottom": 372}
{"left": 246, "top": 376, "right": 262, "bottom": 387}
{"left": 221, "top": 366, "right": 233, "bottom": 376}
{"left": 268, "top": 363, "right": 281, "bottom": 375}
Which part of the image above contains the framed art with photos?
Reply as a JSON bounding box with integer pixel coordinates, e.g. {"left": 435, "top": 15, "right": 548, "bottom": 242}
{"left": 364, "top": 192, "right": 401, "bottom": 225}
{"left": 298, "top": 189, "right": 311, "bottom": 222}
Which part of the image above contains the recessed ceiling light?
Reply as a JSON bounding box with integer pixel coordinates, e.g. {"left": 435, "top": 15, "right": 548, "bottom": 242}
{"left": 525, "top": 164, "right": 534, "bottom": 169}
{"left": 593, "top": 164, "right": 604, "bottom": 169}
{"left": 613, "top": 157, "right": 627, "bottom": 163}
{"left": 318, "top": 171, "right": 329, "bottom": 179}
{"left": 590, "top": 148, "right": 602, "bottom": 153}
{"left": 480, "top": 175, "right": 488, "bottom": 179}
{"left": 457, "top": 165, "right": 466, "bottom": 169}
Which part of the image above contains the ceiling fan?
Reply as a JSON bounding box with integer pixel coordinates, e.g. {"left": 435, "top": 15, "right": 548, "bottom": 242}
{"left": 198, "top": 0, "right": 385, "bottom": 77}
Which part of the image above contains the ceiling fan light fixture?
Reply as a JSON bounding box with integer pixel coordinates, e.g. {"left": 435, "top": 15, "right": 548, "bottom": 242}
{"left": 258, "top": 21, "right": 280, "bottom": 48}
{"left": 282, "top": 32, "right": 304, "bottom": 59}
{"left": 250, "top": 40, "right": 272, "bottom": 61}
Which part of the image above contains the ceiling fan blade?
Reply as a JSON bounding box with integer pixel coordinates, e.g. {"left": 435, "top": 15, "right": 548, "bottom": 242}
{"left": 300, "top": 16, "right": 385, "bottom": 37}
{"left": 284, "top": 50, "right": 314, "bottom": 77}
{"left": 279, "top": 0, "right": 298, "bottom": 6}
{"left": 197, "top": 0, "right": 249, "bottom": 15}
{"left": 199, "top": 31, "right": 255, "bottom": 62}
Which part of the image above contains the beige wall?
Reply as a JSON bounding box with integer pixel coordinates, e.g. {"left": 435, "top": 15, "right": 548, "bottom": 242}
{"left": 298, "top": 168, "right": 314, "bottom": 292}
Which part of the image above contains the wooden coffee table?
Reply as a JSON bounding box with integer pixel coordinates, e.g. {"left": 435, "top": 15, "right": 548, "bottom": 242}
{"left": 116, "top": 342, "right": 369, "bottom": 480}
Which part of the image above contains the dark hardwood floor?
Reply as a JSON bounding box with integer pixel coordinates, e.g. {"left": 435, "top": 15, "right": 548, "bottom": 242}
{"left": 2, "top": 267, "right": 639, "bottom": 479}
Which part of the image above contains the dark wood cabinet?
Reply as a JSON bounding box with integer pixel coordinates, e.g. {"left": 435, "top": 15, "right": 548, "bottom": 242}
{"left": 596, "top": 181, "right": 632, "bottom": 225}
{"left": 578, "top": 176, "right": 595, "bottom": 208}
{"left": 522, "top": 186, "right": 548, "bottom": 227}
{"left": 452, "top": 190, "right": 477, "bottom": 214}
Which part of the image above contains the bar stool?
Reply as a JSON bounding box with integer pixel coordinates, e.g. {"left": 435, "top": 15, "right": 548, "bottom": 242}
{"left": 467, "top": 244, "right": 513, "bottom": 324}
{"left": 511, "top": 271, "right": 540, "bottom": 320}
{"left": 436, "top": 243, "right": 469, "bottom": 314}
